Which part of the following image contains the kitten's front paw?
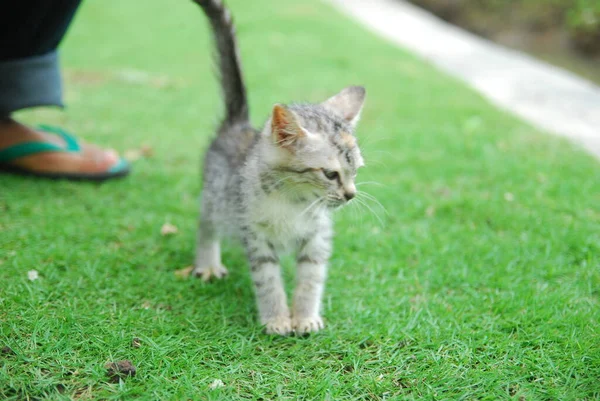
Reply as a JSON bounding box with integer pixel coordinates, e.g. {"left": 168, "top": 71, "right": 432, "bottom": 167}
{"left": 192, "top": 264, "right": 229, "bottom": 282}
{"left": 292, "top": 316, "right": 324, "bottom": 335}
{"left": 264, "top": 316, "right": 293, "bottom": 336}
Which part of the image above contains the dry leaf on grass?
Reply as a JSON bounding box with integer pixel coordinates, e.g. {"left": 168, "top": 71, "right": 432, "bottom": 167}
{"left": 160, "top": 223, "right": 178, "bottom": 236}
{"left": 174, "top": 266, "right": 194, "bottom": 279}
{"left": 209, "top": 379, "right": 225, "bottom": 390}
{"left": 124, "top": 145, "right": 154, "bottom": 162}
{"left": 124, "top": 149, "right": 142, "bottom": 162}
{"left": 27, "top": 270, "right": 39, "bottom": 281}
{"left": 139, "top": 145, "right": 154, "bottom": 157}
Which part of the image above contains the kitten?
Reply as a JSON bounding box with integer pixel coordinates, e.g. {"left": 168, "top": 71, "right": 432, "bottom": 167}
{"left": 192, "top": 0, "right": 366, "bottom": 335}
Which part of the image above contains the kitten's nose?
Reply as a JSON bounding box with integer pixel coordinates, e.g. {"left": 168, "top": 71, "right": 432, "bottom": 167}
{"left": 344, "top": 191, "right": 356, "bottom": 201}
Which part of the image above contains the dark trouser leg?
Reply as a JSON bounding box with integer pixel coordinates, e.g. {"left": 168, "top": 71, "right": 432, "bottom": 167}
{"left": 0, "top": 0, "right": 82, "bottom": 116}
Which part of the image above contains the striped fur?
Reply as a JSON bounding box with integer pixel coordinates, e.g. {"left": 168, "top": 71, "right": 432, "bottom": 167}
{"left": 193, "top": 0, "right": 248, "bottom": 126}
{"left": 192, "top": 0, "right": 366, "bottom": 336}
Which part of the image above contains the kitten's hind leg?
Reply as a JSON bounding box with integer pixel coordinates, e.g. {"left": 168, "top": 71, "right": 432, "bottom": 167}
{"left": 193, "top": 218, "right": 228, "bottom": 282}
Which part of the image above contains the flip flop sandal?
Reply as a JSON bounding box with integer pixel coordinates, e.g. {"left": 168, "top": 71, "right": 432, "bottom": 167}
{"left": 0, "top": 125, "right": 130, "bottom": 182}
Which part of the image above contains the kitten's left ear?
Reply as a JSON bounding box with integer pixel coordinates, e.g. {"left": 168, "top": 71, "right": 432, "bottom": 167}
{"left": 322, "top": 86, "right": 366, "bottom": 127}
{"left": 271, "top": 104, "right": 305, "bottom": 149}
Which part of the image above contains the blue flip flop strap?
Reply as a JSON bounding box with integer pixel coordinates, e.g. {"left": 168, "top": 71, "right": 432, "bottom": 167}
{"left": 0, "top": 141, "right": 66, "bottom": 163}
{"left": 37, "top": 125, "right": 81, "bottom": 152}
{"left": 107, "top": 158, "right": 129, "bottom": 174}
{"left": 0, "top": 125, "right": 82, "bottom": 163}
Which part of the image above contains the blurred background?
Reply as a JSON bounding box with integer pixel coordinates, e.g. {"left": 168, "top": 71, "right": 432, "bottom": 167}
{"left": 405, "top": 0, "right": 600, "bottom": 84}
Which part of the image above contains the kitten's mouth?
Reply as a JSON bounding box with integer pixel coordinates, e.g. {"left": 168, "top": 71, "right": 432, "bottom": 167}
{"left": 327, "top": 198, "right": 347, "bottom": 209}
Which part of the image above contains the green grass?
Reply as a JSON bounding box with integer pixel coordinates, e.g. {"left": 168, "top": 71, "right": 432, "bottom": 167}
{"left": 1, "top": 0, "right": 599, "bottom": 399}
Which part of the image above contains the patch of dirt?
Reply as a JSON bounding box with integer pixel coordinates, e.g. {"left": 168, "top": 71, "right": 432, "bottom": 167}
{"left": 105, "top": 360, "right": 136, "bottom": 383}
{"left": 1, "top": 346, "right": 16, "bottom": 356}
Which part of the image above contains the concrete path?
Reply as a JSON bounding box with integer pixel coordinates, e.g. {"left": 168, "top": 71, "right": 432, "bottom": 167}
{"left": 328, "top": 0, "right": 600, "bottom": 159}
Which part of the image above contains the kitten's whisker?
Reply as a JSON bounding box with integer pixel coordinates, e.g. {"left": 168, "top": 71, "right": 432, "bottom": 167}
{"left": 356, "top": 181, "right": 384, "bottom": 187}
{"left": 364, "top": 150, "right": 395, "bottom": 157}
{"left": 273, "top": 175, "right": 296, "bottom": 187}
{"left": 352, "top": 197, "right": 369, "bottom": 218}
{"left": 346, "top": 198, "right": 363, "bottom": 223}
{"left": 299, "top": 196, "right": 324, "bottom": 218}
{"left": 360, "top": 135, "right": 392, "bottom": 147}
{"left": 356, "top": 191, "right": 389, "bottom": 216}
{"left": 353, "top": 196, "right": 384, "bottom": 227}
{"left": 361, "top": 159, "right": 386, "bottom": 167}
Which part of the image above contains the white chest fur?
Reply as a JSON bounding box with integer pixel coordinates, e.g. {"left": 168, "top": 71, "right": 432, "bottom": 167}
{"left": 249, "top": 195, "right": 326, "bottom": 252}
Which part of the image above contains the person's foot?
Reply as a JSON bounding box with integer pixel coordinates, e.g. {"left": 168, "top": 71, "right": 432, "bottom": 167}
{"left": 0, "top": 118, "right": 120, "bottom": 175}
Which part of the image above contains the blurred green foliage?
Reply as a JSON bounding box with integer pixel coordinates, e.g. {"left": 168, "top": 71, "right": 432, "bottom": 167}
{"left": 567, "top": 0, "right": 600, "bottom": 53}
{"left": 408, "top": 0, "right": 600, "bottom": 55}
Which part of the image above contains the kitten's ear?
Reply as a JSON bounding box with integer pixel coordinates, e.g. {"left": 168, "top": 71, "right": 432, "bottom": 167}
{"left": 271, "top": 104, "right": 304, "bottom": 149}
{"left": 322, "top": 86, "right": 366, "bottom": 127}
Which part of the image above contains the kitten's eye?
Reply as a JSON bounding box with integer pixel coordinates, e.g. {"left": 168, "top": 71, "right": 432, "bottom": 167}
{"left": 322, "top": 169, "right": 339, "bottom": 181}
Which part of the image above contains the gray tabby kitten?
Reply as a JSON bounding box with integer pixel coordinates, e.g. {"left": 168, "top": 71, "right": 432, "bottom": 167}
{"left": 192, "top": 0, "right": 366, "bottom": 335}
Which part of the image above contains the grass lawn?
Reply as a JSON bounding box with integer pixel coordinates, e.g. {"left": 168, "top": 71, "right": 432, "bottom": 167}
{"left": 1, "top": 0, "right": 599, "bottom": 399}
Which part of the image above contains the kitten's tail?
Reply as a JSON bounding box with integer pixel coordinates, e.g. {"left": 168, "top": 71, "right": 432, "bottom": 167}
{"left": 193, "top": 0, "right": 249, "bottom": 126}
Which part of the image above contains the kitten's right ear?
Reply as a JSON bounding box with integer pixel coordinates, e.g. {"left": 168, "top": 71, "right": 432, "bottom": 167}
{"left": 322, "top": 86, "right": 366, "bottom": 128}
{"left": 271, "top": 104, "right": 304, "bottom": 149}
